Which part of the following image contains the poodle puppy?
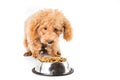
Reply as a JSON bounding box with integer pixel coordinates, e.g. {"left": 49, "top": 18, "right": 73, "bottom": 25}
{"left": 24, "top": 9, "right": 72, "bottom": 59}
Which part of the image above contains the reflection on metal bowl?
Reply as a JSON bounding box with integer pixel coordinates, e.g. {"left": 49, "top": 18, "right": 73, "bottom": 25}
{"left": 32, "top": 60, "right": 74, "bottom": 76}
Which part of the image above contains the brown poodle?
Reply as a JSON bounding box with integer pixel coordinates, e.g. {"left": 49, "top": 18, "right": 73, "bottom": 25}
{"left": 24, "top": 9, "right": 72, "bottom": 59}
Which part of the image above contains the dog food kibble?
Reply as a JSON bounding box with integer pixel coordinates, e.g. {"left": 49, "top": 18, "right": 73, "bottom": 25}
{"left": 39, "top": 56, "right": 66, "bottom": 62}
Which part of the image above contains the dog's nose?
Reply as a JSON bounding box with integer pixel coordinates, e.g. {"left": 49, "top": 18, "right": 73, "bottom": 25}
{"left": 48, "top": 40, "right": 54, "bottom": 44}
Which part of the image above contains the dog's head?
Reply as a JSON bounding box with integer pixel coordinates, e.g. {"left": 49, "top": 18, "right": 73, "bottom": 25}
{"left": 33, "top": 9, "right": 72, "bottom": 45}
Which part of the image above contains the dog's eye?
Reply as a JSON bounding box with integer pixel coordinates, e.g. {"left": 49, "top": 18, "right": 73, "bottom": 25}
{"left": 43, "top": 27, "right": 47, "bottom": 30}
{"left": 54, "top": 28, "right": 58, "bottom": 32}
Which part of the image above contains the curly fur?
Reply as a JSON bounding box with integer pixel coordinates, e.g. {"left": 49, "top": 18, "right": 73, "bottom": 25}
{"left": 24, "top": 9, "right": 72, "bottom": 58}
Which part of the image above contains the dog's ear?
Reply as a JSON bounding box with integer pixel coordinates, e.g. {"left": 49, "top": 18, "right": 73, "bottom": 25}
{"left": 63, "top": 18, "right": 72, "bottom": 41}
{"left": 26, "top": 20, "right": 40, "bottom": 40}
{"left": 35, "top": 23, "right": 40, "bottom": 31}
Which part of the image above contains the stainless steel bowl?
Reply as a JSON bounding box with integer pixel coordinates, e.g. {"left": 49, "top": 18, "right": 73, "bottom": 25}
{"left": 32, "top": 60, "right": 74, "bottom": 76}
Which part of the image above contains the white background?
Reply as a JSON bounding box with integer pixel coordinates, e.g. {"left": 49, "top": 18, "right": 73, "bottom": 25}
{"left": 0, "top": 0, "right": 120, "bottom": 80}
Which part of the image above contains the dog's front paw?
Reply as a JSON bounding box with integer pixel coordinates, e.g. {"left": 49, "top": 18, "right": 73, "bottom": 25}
{"left": 32, "top": 54, "right": 37, "bottom": 58}
{"left": 57, "top": 52, "right": 61, "bottom": 56}
{"left": 32, "top": 51, "right": 40, "bottom": 58}
{"left": 54, "top": 52, "right": 61, "bottom": 57}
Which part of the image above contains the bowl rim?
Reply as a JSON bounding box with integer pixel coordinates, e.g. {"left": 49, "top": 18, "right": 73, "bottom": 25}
{"left": 32, "top": 67, "right": 74, "bottom": 76}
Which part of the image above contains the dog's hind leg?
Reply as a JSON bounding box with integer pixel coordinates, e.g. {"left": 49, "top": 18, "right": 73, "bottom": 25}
{"left": 23, "top": 35, "right": 32, "bottom": 56}
{"left": 24, "top": 51, "right": 32, "bottom": 56}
